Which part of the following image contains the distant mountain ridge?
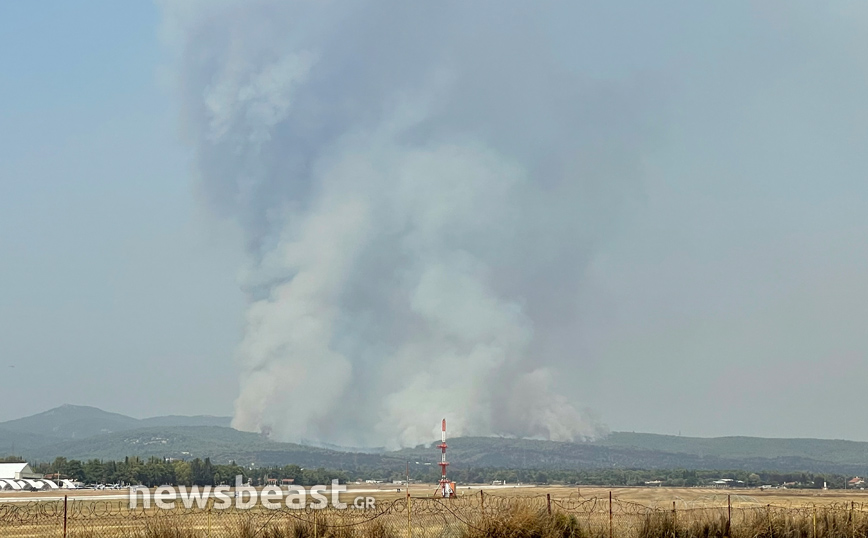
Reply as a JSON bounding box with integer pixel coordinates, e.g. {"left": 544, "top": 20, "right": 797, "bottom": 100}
{"left": 0, "top": 404, "right": 232, "bottom": 440}
{"left": 596, "top": 432, "right": 868, "bottom": 465}
{"left": 2, "top": 405, "right": 868, "bottom": 475}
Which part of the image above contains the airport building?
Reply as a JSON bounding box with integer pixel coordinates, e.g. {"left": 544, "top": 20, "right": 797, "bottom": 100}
{"left": 0, "top": 462, "right": 42, "bottom": 480}
{"left": 0, "top": 462, "right": 69, "bottom": 491}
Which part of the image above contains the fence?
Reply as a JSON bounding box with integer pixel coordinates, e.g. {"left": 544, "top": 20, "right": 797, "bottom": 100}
{"left": 3, "top": 491, "right": 868, "bottom": 538}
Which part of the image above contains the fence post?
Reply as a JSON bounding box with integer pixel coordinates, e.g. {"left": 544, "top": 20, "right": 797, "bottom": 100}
{"left": 407, "top": 488, "right": 412, "bottom": 538}
{"left": 609, "top": 491, "right": 613, "bottom": 538}
{"left": 208, "top": 497, "right": 212, "bottom": 538}
{"left": 726, "top": 494, "right": 731, "bottom": 538}
{"left": 547, "top": 493, "right": 552, "bottom": 516}
{"left": 813, "top": 507, "right": 817, "bottom": 538}
{"left": 63, "top": 495, "right": 68, "bottom": 538}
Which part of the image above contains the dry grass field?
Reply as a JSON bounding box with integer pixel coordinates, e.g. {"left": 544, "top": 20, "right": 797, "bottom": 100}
{"left": 363, "top": 484, "right": 868, "bottom": 508}
{"left": 5, "top": 483, "right": 868, "bottom": 507}
{"left": 4, "top": 484, "right": 868, "bottom": 538}
{"left": 5, "top": 483, "right": 868, "bottom": 506}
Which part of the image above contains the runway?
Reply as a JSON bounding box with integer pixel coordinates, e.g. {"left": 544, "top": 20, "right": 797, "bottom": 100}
{"left": 0, "top": 483, "right": 536, "bottom": 503}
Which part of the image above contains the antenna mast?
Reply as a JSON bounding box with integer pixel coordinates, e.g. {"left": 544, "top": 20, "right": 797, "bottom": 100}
{"left": 437, "top": 418, "right": 454, "bottom": 497}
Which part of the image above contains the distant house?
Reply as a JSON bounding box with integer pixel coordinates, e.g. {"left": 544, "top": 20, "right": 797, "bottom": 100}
{"left": 849, "top": 477, "right": 865, "bottom": 488}
{"left": 0, "top": 463, "right": 43, "bottom": 480}
{"left": 644, "top": 480, "right": 664, "bottom": 487}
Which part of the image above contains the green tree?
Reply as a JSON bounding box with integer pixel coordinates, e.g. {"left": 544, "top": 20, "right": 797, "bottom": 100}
{"left": 65, "top": 460, "right": 85, "bottom": 482}
{"left": 174, "top": 460, "right": 193, "bottom": 486}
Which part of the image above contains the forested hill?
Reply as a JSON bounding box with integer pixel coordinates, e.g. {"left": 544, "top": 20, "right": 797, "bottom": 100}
{"left": 2, "top": 406, "right": 868, "bottom": 475}
{"left": 597, "top": 432, "right": 868, "bottom": 465}
{"left": 0, "top": 404, "right": 231, "bottom": 440}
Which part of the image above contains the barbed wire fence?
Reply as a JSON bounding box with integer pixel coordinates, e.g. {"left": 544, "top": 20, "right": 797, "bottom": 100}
{"left": 4, "top": 492, "right": 868, "bottom": 538}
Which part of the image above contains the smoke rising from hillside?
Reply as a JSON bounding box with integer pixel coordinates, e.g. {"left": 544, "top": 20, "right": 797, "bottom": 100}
{"left": 162, "top": 1, "right": 651, "bottom": 448}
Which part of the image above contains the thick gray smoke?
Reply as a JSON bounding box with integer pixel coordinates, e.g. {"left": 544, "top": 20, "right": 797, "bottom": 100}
{"left": 162, "top": 1, "right": 649, "bottom": 448}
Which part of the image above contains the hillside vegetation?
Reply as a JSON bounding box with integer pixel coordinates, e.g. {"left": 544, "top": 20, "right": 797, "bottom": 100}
{"left": 598, "top": 432, "right": 868, "bottom": 465}
{"left": 2, "top": 406, "right": 868, "bottom": 475}
{"left": 0, "top": 404, "right": 231, "bottom": 440}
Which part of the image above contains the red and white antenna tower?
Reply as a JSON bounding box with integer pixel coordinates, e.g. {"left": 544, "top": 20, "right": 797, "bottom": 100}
{"left": 437, "top": 418, "right": 454, "bottom": 497}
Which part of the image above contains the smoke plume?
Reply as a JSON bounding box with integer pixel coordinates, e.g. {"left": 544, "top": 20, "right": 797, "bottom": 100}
{"left": 162, "top": 1, "right": 650, "bottom": 448}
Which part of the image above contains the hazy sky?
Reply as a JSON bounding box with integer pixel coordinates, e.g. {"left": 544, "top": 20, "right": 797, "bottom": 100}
{"left": 1, "top": 1, "right": 867, "bottom": 442}
{"left": 0, "top": 1, "right": 245, "bottom": 420}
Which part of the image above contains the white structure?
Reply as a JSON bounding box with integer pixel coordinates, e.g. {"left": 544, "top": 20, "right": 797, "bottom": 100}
{"left": 0, "top": 463, "right": 82, "bottom": 490}
{"left": 0, "top": 463, "right": 42, "bottom": 480}
{"left": 19, "top": 479, "right": 48, "bottom": 491}
{"left": 0, "top": 463, "right": 55, "bottom": 491}
{"left": 0, "top": 479, "right": 23, "bottom": 491}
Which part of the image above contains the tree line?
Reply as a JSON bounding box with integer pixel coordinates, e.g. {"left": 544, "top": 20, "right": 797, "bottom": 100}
{"left": 440, "top": 467, "right": 856, "bottom": 489}
{"left": 31, "top": 457, "right": 348, "bottom": 487}
{"left": 2, "top": 454, "right": 858, "bottom": 489}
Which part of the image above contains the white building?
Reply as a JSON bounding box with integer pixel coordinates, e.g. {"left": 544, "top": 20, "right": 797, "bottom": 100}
{"left": 0, "top": 463, "right": 43, "bottom": 480}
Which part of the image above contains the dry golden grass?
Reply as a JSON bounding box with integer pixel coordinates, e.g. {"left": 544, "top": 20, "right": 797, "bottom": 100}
{"left": 6, "top": 487, "right": 868, "bottom": 538}
{"left": 354, "top": 485, "right": 868, "bottom": 509}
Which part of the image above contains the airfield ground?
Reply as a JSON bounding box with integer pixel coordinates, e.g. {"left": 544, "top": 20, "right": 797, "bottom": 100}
{"left": 3, "top": 483, "right": 868, "bottom": 507}
{"left": 4, "top": 484, "right": 868, "bottom": 538}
